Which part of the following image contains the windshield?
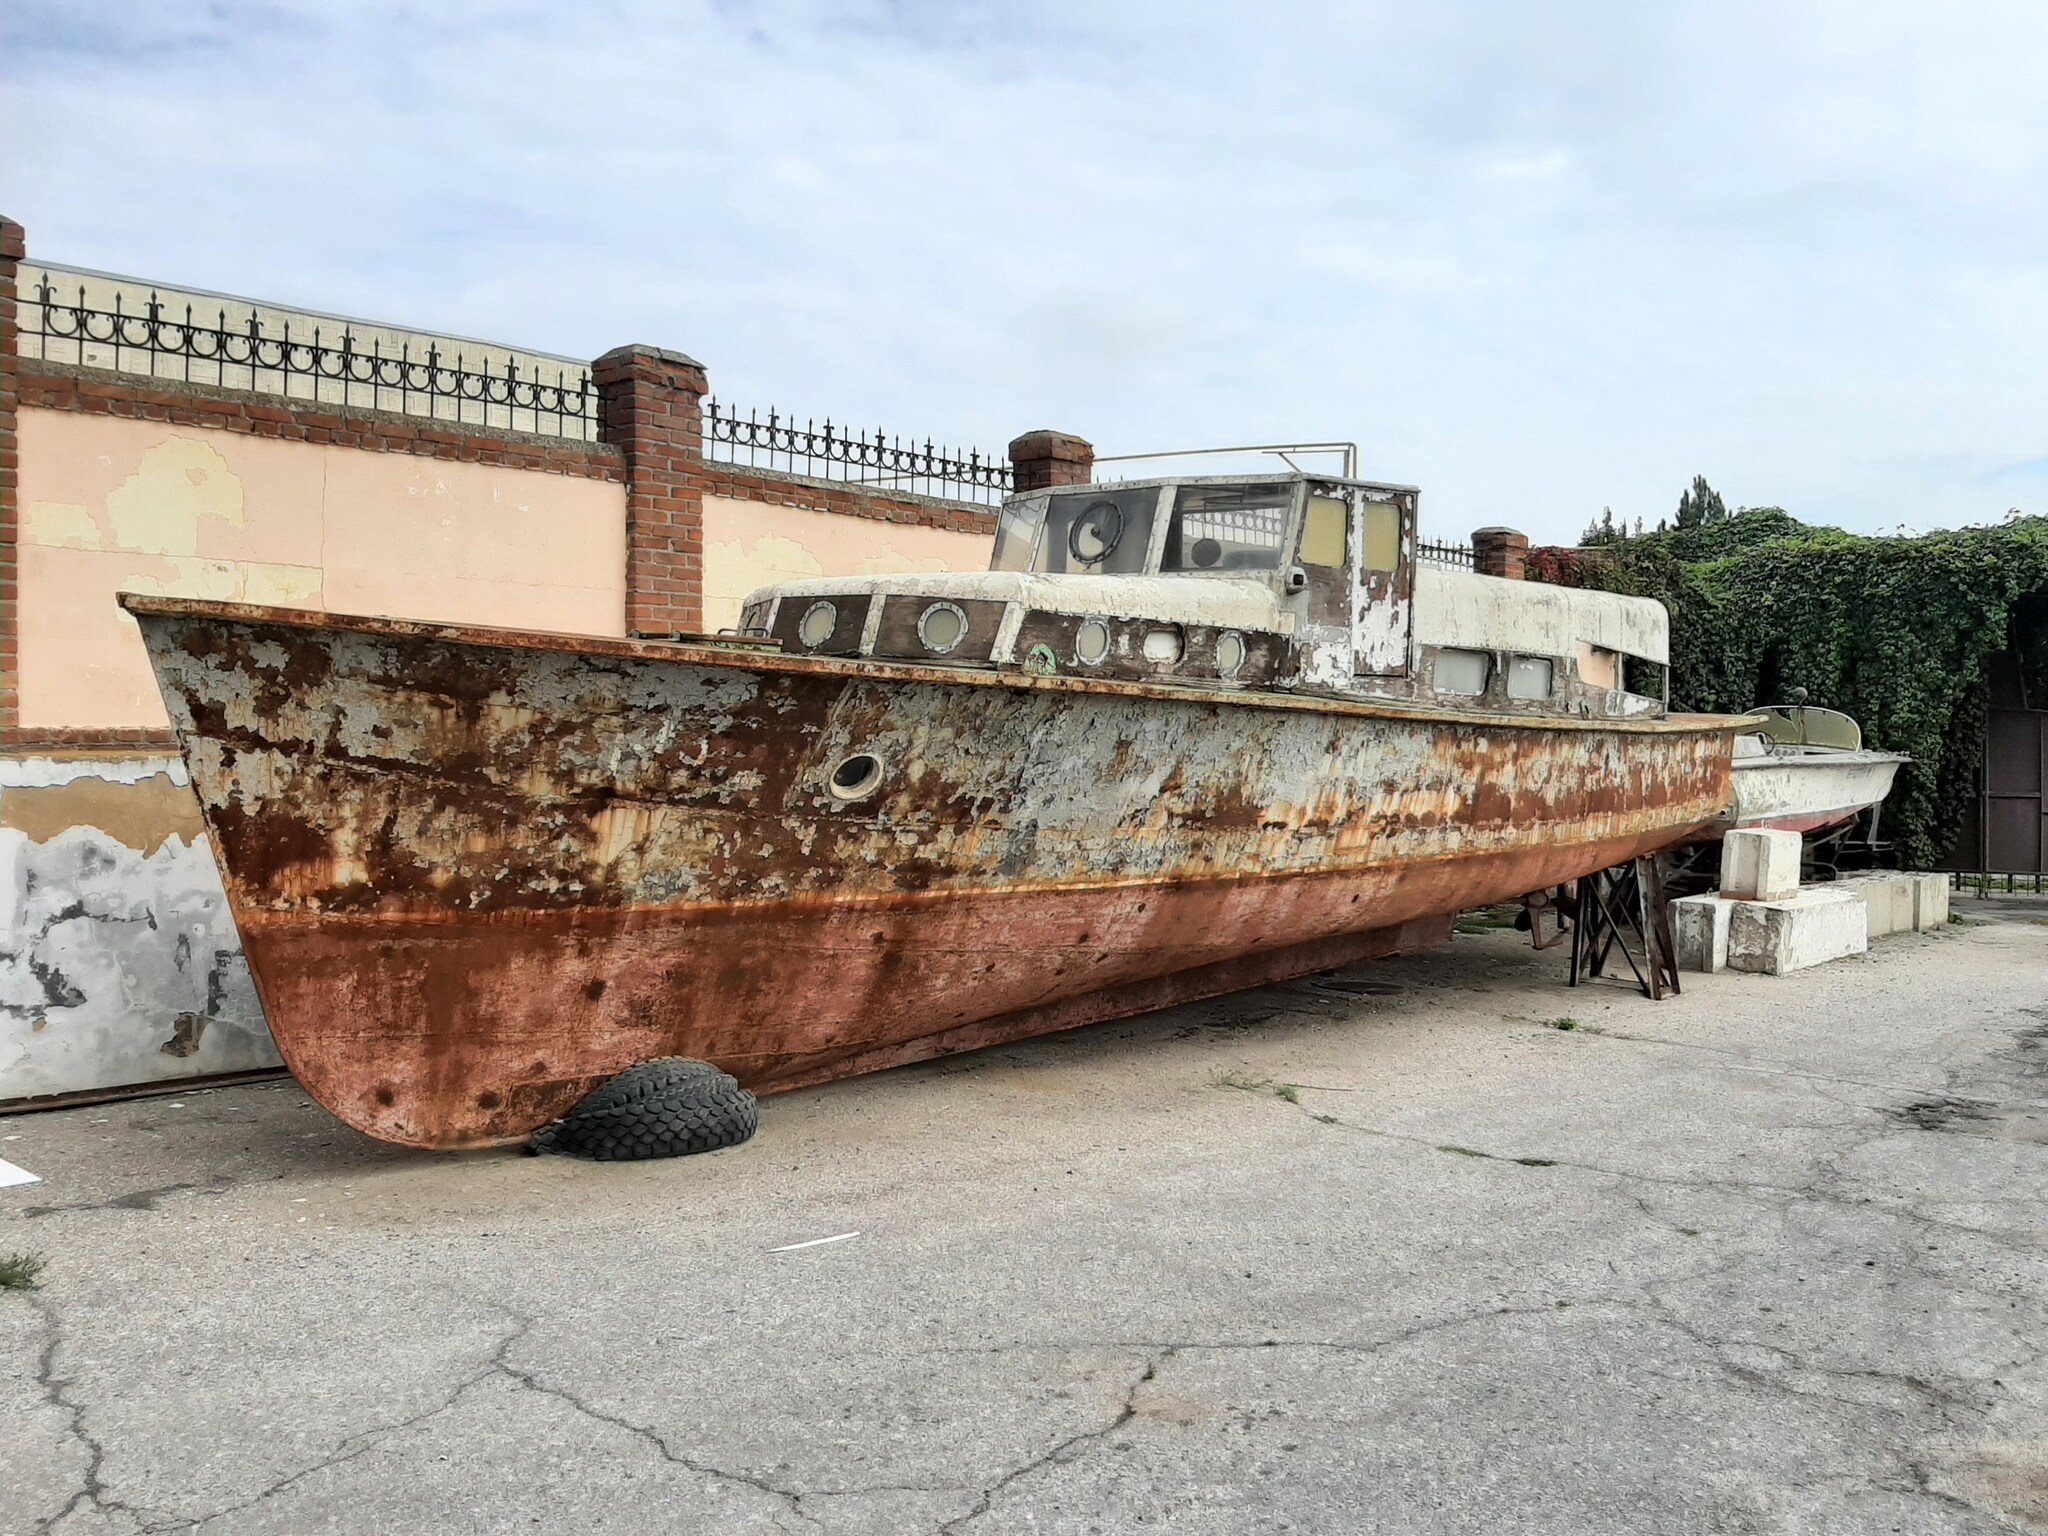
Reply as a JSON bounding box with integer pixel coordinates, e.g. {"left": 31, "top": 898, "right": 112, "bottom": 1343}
{"left": 988, "top": 487, "right": 1161, "bottom": 575}
{"left": 1162, "top": 483, "right": 1295, "bottom": 572}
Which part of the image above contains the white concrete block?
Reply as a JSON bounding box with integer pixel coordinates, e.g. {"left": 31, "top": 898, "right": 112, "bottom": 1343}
{"left": 1722, "top": 828, "right": 1803, "bottom": 902}
{"left": 1726, "top": 888, "right": 1869, "bottom": 975}
{"left": 1911, "top": 873, "right": 1949, "bottom": 930}
{"left": 1673, "top": 893, "right": 1734, "bottom": 973}
{"left": 1830, "top": 874, "right": 1914, "bottom": 939}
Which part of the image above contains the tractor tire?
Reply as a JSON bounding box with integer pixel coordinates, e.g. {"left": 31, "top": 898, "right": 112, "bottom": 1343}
{"left": 528, "top": 1059, "right": 757, "bottom": 1160}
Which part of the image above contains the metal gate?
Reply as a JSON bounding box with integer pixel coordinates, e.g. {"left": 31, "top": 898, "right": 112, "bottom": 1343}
{"left": 1980, "top": 707, "right": 2048, "bottom": 873}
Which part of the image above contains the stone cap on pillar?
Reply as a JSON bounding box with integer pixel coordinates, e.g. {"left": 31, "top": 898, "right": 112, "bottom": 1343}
{"left": 591, "top": 344, "right": 708, "bottom": 393}
{"left": 1470, "top": 526, "right": 1531, "bottom": 580}
{"left": 1008, "top": 429, "right": 1094, "bottom": 492}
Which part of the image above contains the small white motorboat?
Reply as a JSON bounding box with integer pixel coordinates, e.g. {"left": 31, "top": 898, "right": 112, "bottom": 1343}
{"left": 1724, "top": 704, "right": 1907, "bottom": 838}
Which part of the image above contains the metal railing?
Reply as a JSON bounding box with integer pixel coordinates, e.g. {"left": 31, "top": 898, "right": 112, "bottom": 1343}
{"left": 1418, "top": 538, "right": 1474, "bottom": 569}
{"left": 702, "top": 398, "right": 1011, "bottom": 505}
{"left": 1950, "top": 871, "right": 2045, "bottom": 896}
{"left": 19, "top": 265, "right": 601, "bottom": 441}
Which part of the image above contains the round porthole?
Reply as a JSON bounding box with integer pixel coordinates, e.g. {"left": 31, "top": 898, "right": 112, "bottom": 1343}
{"left": 917, "top": 602, "right": 969, "bottom": 654}
{"left": 1075, "top": 617, "right": 1112, "bottom": 666}
{"left": 798, "top": 601, "right": 839, "bottom": 649}
{"left": 828, "top": 753, "right": 884, "bottom": 802}
{"left": 1141, "top": 628, "right": 1183, "bottom": 666}
{"left": 1215, "top": 630, "right": 1247, "bottom": 678}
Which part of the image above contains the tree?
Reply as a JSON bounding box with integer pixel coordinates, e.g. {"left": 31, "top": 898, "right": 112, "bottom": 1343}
{"left": 1675, "top": 474, "right": 1728, "bottom": 529}
{"left": 1582, "top": 505, "right": 1621, "bottom": 546}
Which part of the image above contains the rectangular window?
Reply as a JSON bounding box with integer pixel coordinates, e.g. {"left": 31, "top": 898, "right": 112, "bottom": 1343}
{"left": 1034, "top": 487, "right": 1160, "bottom": 575}
{"left": 1434, "top": 648, "right": 1491, "bottom": 695}
{"left": 1576, "top": 642, "right": 1619, "bottom": 691}
{"left": 1300, "top": 494, "right": 1348, "bottom": 567}
{"left": 1507, "top": 655, "right": 1555, "bottom": 701}
{"left": 1162, "top": 483, "right": 1293, "bottom": 572}
{"left": 1360, "top": 499, "right": 1401, "bottom": 572}
{"left": 989, "top": 496, "right": 1046, "bottom": 572}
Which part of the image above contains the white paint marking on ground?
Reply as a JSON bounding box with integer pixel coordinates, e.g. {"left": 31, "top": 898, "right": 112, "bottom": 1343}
{"left": 769, "top": 1231, "right": 861, "bottom": 1253}
{"left": 0, "top": 1158, "right": 42, "bottom": 1188}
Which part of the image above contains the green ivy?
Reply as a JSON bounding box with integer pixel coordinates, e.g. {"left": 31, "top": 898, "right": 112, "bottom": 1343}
{"left": 1527, "top": 511, "right": 2048, "bottom": 869}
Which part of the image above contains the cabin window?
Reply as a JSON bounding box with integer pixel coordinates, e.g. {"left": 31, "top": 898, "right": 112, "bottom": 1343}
{"left": 990, "top": 497, "right": 1045, "bottom": 572}
{"left": 1300, "top": 495, "right": 1348, "bottom": 567}
{"left": 1361, "top": 499, "right": 1401, "bottom": 572}
{"left": 1046, "top": 489, "right": 1160, "bottom": 574}
{"left": 1435, "top": 648, "right": 1491, "bottom": 695}
{"left": 1625, "top": 656, "right": 1668, "bottom": 701}
{"left": 1576, "top": 643, "right": 1619, "bottom": 691}
{"left": 1162, "top": 483, "right": 1292, "bottom": 572}
{"left": 1507, "top": 655, "right": 1555, "bottom": 701}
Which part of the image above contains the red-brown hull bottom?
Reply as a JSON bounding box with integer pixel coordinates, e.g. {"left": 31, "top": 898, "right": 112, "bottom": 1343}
{"left": 242, "top": 830, "right": 1690, "bottom": 1148}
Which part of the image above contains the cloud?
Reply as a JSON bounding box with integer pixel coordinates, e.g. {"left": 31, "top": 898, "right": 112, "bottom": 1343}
{"left": 7, "top": 0, "right": 2048, "bottom": 543}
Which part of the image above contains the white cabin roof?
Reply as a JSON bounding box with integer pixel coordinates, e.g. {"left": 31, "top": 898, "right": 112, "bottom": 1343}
{"left": 1414, "top": 567, "right": 1668, "bottom": 665}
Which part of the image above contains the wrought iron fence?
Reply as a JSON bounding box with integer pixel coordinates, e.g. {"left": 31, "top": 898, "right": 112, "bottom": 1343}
{"left": 19, "top": 266, "right": 601, "bottom": 441}
{"left": 1418, "top": 537, "right": 1474, "bottom": 569}
{"left": 703, "top": 398, "right": 1012, "bottom": 505}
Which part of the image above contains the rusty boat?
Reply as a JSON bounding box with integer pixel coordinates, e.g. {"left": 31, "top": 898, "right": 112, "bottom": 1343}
{"left": 127, "top": 472, "right": 1738, "bottom": 1149}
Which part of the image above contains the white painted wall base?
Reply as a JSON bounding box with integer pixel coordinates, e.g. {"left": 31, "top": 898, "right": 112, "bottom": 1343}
{"left": 1726, "top": 888, "right": 1869, "bottom": 975}
{"left": 1, "top": 757, "right": 275, "bottom": 1102}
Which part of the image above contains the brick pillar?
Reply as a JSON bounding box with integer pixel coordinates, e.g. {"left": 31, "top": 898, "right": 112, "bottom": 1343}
{"left": 593, "top": 344, "right": 708, "bottom": 637}
{"left": 0, "top": 215, "right": 23, "bottom": 732}
{"left": 1471, "top": 526, "right": 1530, "bottom": 580}
{"left": 1007, "top": 430, "right": 1093, "bottom": 492}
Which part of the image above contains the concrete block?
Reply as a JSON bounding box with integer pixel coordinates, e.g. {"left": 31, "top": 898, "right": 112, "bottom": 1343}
{"left": 1911, "top": 873, "right": 1949, "bottom": 930}
{"left": 1722, "top": 828, "right": 1803, "bottom": 902}
{"left": 1726, "top": 888, "right": 1869, "bottom": 975}
{"left": 1673, "top": 893, "right": 1734, "bottom": 973}
{"left": 1831, "top": 874, "right": 1915, "bottom": 939}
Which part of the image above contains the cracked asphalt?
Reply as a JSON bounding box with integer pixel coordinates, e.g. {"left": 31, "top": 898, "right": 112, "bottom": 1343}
{"left": 5, "top": 904, "right": 2047, "bottom": 1535}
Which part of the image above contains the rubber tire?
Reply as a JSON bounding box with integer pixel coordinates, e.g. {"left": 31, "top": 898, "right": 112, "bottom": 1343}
{"left": 568, "top": 1057, "right": 732, "bottom": 1116}
{"left": 529, "top": 1060, "right": 758, "bottom": 1160}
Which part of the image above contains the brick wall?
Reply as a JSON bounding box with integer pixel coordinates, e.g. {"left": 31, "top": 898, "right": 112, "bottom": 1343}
{"left": 1, "top": 216, "right": 24, "bottom": 734}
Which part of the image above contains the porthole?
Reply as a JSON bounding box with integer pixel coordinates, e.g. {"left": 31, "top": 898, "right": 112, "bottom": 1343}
{"left": 1141, "top": 628, "right": 1183, "bottom": 665}
{"left": 1215, "top": 630, "right": 1247, "bottom": 678}
{"left": 917, "top": 602, "right": 969, "bottom": 654}
{"left": 828, "top": 752, "right": 885, "bottom": 802}
{"left": 1075, "top": 617, "right": 1112, "bottom": 666}
{"left": 798, "top": 601, "right": 839, "bottom": 649}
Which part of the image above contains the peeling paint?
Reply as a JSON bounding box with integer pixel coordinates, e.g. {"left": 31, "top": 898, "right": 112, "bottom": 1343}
{"left": 128, "top": 596, "right": 1733, "bottom": 1149}
{"left": 0, "top": 761, "right": 273, "bottom": 1102}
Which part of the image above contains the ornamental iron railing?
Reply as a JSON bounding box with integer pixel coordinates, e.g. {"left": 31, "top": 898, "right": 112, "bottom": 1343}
{"left": 1417, "top": 537, "right": 1475, "bottom": 569}
{"left": 702, "top": 398, "right": 1011, "bottom": 505}
{"left": 18, "top": 264, "right": 600, "bottom": 441}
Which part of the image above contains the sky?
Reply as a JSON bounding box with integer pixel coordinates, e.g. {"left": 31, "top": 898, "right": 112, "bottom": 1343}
{"left": 7, "top": 0, "right": 2048, "bottom": 545}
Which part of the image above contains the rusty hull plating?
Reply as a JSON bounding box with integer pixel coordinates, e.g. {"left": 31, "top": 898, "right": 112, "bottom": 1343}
{"left": 125, "top": 596, "right": 1735, "bottom": 1149}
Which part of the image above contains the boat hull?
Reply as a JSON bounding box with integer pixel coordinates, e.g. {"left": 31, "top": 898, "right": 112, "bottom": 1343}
{"left": 127, "top": 598, "right": 1735, "bottom": 1148}
{"left": 1724, "top": 751, "right": 1906, "bottom": 837}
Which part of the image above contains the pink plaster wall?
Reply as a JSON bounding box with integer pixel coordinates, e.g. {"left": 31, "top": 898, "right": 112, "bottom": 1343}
{"left": 16, "top": 410, "right": 627, "bottom": 728}
{"left": 701, "top": 494, "right": 991, "bottom": 631}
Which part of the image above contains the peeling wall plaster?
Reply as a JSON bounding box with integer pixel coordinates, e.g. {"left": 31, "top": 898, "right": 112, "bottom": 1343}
{"left": 17, "top": 409, "right": 629, "bottom": 729}
{"left": 0, "top": 762, "right": 273, "bottom": 1101}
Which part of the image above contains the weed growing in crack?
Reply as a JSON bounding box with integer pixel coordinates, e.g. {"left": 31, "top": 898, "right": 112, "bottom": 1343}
{"left": 1214, "top": 1071, "right": 1301, "bottom": 1105}
{"left": 1548, "top": 1017, "right": 1581, "bottom": 1031}
{"left": 0, "top": 1251, "right": 46, "bottom": 1291}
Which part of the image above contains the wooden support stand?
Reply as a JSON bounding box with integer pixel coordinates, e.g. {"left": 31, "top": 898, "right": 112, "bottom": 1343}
{"left": 1568, "top": 856, "right": 1681, "bottom": 999}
